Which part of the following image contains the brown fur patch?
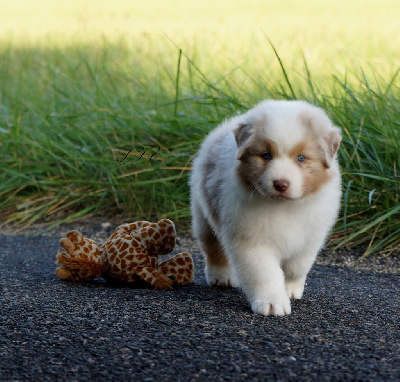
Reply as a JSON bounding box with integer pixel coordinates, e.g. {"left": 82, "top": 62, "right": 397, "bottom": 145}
{"left": 199, "top": 222, "right": 228, "bottom": 268}
{"left": 236, "top": 138, "right": 278, "bottom": 193}
{"left": 176, "top": 257, "right": 185, "bottom": 266}
{"left": 289, "top": 137, "right": 331, "bottom": 196}
{"left": 235, "top": 115, "right": 269, "bottom": 159}
{"left": 298, "top": 111, "right": 341, "bottom": 168}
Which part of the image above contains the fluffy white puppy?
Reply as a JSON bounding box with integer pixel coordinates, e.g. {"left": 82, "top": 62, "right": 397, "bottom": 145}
{"left": 190, "top": 100, "right": 341, "bottom": 316}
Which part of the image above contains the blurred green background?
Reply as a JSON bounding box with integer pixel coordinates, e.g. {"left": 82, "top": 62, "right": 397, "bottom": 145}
{"left": 0, "top": 0, "right": 399, "bottom": 255}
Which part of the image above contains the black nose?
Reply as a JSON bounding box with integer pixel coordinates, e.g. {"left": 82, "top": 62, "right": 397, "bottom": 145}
{"left": 273, "top": 179, "right": 290, "bottom": 193}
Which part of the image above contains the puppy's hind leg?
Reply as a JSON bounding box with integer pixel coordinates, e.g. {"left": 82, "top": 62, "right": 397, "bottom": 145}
{"left": 192, "top": 204, "right": 238, "bottom": 288}
{"left": 203, "top": 227, "right": 239, "bottom": 288}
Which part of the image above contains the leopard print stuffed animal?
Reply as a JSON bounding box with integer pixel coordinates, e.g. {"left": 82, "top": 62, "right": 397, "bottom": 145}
{"left": 56, "top": 219, "right": 194, "bottom": 290}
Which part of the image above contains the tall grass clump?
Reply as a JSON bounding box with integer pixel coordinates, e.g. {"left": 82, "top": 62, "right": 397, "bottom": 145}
{"left": 0, "top": 37, "right": 399, "bottom": 256}
{"left": 329, "top": 71, "right": 400, "bottom": 256}
{"left": 0, "top": 41, "right": 237, "bottom": 230}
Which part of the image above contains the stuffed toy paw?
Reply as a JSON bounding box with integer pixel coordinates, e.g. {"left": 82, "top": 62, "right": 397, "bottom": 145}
{"left": 56, "top": 219, "right": 194, "bottom": 290}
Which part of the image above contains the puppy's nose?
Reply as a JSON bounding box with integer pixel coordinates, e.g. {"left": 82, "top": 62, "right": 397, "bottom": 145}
{"left": 273, "top": 179, "right": 290, "bottom": 193}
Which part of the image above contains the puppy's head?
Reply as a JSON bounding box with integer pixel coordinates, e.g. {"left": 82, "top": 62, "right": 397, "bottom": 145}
{"left": 234, "top": 100, "right": 341, "bottom": 200}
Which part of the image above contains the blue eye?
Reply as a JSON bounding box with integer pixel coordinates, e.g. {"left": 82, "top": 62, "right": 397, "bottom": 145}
{"left": 297, "top": 155, "right": 306, "bottom": 162}
{"left": 261, "top": 152, "right": 273, "bottom": 160}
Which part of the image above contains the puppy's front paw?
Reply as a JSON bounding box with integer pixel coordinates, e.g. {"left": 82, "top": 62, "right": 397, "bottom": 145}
{"left": 205, "top": 264, "right": 239, "bottom": 288}
{"left": 250, "top": 295, "right": 291, "bottom": 316}
{"left": 285, "top": 280, "right": 305, "bottom": 299}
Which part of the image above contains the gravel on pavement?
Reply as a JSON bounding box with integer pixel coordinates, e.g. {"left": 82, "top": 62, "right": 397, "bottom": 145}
{"left": 0, "top": 223, "right": 399, "bottom": 381}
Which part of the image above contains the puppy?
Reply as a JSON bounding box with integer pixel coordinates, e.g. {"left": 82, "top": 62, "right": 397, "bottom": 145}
{"left": 190, "top": 100, "right": 341, "bottom": 316}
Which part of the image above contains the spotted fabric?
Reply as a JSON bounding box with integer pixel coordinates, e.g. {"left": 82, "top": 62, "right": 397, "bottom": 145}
{"left": 56, "top": 219, "right": 194, "bottom": 290}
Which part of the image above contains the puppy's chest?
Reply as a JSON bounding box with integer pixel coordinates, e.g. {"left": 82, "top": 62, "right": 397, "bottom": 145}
{"left": 235, "top": 203, "right": 319, "bottom": 254}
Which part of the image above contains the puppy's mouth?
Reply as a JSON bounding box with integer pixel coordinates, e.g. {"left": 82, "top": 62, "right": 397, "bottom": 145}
{"left": 266, "top": 192, "right": 298, "bottom": 201}
{"left": 251, "top": 182, "right": 300, "bottom": 201}
{"left": 269, "top": 193, "right": 295, "bottom": 200}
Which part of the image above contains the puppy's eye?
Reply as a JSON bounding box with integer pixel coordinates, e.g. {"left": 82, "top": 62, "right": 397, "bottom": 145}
{"left": 297, "top": 155, "right": 306, "bottom": 163}
{"left": 260, "top": 152, "right": 273, "bottom": 161}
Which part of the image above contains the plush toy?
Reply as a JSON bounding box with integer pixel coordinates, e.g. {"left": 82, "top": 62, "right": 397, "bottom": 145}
{"left": 55, "top": 219, "right": 194, "bottom": 290}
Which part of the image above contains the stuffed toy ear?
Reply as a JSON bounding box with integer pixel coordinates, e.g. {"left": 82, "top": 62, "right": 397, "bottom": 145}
{"left": 59, "top": 237, "right": 75, "bottom": 254}
{"left": 66, "top": 230, "right": 84, "bottom": 244}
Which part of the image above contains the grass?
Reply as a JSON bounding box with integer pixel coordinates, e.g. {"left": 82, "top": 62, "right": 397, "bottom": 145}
{"left": 0, "top": 0, "right": 399, "bottom": 256}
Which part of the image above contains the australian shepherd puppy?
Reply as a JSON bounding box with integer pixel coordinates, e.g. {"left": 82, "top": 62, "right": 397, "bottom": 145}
{"left": 190, "top": 100, "right": 342, "bottom": 316}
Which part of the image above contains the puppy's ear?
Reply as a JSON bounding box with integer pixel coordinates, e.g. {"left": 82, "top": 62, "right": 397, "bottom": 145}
{"left": 320, "top": 127, "right": 341, "bottom": 168}
{"left": 300, "top": 111, "right": 341, "bottom": 168}
{"left": 234, "top": 123, "right": 253, "bottom": 160}
{"left": 234, "top": 123, "right": 253, "bottom": 146}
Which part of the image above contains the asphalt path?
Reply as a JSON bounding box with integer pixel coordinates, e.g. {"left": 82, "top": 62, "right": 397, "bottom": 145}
{"left": 0, "top": 232, "right": 399, "bottom": 381}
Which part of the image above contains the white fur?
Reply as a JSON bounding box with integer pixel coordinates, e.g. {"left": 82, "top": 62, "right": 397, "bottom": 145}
{"left": 190, "top": 100, "right": 342, "bottom": 316}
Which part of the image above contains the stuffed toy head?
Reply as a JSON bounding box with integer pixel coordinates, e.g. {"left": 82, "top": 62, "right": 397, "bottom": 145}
{"left": 56, "top": 219, "right": 194, "bottom": 290}
{"left": 56, "top": 230, "right": 102, "bottom": 282}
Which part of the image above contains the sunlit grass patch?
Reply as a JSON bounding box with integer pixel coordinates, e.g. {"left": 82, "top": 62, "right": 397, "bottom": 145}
{"left": 0, "top": 0, "right": 399, "bottom": 255}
